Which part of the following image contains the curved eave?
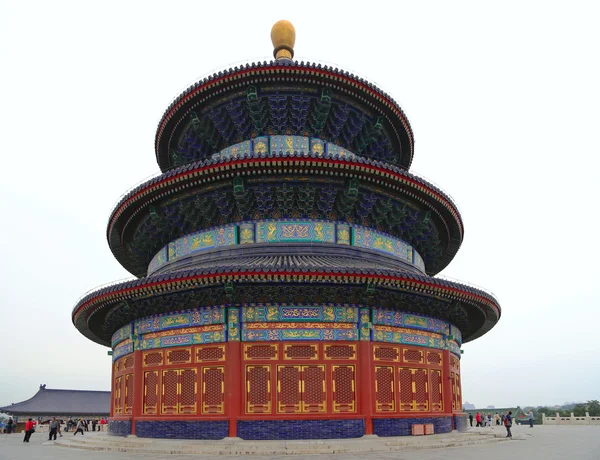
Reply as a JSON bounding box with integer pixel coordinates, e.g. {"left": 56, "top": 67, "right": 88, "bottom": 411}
{"left": 107, "top": 154, "right": 464, "bottom": 277}
{"left": 155, "top": 60, "right": 414, "bottom": 171}
{"left": 72, "top": 269, "right": 500, "bottom": 347}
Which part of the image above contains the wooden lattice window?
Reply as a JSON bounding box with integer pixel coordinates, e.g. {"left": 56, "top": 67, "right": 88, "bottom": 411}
{"left": 374, "top": 346, "right": 399, "bottom": 362}
{"left": 244, "top": 345, "right": 278, "bottom": 360}
{"left": 284, "top": 344, "right": 318, "bottom": 360}
{"left": 196, "top": 346, "right": 225, "bottom": 362}
{"left": 324, "top": 345, "right": 356, "bottom": 360}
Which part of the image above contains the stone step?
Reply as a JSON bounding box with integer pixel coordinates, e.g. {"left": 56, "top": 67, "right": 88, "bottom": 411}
{"left": 51, "top": 432, "right": 512, "bottom": 455}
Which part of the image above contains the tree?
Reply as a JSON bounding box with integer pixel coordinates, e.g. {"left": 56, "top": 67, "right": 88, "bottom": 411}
{"left": 587, "top": 400, "right": 600, "bottom": 416}
{"left": 573, "top": 404, "right": 587, "bottom": 416}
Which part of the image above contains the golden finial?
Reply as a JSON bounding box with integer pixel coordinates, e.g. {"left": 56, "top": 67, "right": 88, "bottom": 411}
{"left": 271, "top": 20, "right": 295, "bottom": 60}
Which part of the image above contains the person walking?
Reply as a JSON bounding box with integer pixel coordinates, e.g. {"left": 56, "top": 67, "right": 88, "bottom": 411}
{"left": 527, "top": 409, "right": 534, "bottom": 428}
{"left": 48, "top": 417, "right": 59, "bottom": 441}
{"left": 57, "top": 419, "right": 63, "bottom": 437}
{"left": 468, "top": 413, "right": 473, "bottom": 427}
{"left": 475, "top": 412, "right": 481, "bottom": 427}
{"left": 23, "top": 418, "right": 35, "bottom": 442}
{"left": 74, "top": 419, "right": 84, "bottom": 436}
{"left": 504, "top": 411, "right": 513, "bottom": 438}
{"left": 7, "top": 418, "right": 13, "bottom": 434}
{"left": 494, "top": 412, "right": 500, "bottom": 425}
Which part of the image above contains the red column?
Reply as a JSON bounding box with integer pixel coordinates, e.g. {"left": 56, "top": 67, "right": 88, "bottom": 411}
{"left": 442, "top": 350, "right": 454, "bottom": 428}
{"left": 358, "top": 340, "right": 374, "bottom": 435}
{"left": 110, "top": 359, "right": 115, "bottom": 418}
{"left": 131, "top": 350, "right": 144, "bottom": 435}
{"left": 227, "top": 341, "right": 242, "bottom": 437}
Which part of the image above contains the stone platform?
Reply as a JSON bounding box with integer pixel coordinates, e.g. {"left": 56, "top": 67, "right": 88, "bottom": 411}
{"left": 48, "top": 429, "right": 517, "bottom": 455}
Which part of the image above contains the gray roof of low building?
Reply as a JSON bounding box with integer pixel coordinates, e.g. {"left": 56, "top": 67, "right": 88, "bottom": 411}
{"left": 0, "top": 385, "right": 110, "bottom": 416}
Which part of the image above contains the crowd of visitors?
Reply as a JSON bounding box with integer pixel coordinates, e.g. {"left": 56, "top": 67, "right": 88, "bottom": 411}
{"left": 0, "top": 416, "right": 108, "bottom": 443}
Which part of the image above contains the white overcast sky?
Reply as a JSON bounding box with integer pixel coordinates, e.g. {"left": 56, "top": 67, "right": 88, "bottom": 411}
{"left": 1, "top": 0, "right": 599, "bottom": 409}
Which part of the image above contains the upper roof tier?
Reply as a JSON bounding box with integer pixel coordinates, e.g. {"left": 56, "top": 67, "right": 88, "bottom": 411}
{"left": 155, "top": 59, "right": 415, "bottom": 172}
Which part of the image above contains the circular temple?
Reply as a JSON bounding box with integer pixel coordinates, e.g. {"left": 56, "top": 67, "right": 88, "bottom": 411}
{"left": 73, "top": 22, "right": 500, "bottom": 440}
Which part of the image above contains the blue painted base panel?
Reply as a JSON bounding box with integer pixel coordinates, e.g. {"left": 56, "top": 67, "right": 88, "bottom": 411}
{"left": 237, "top": 419, "right": 365, "bottom": 440}
{"left": 135, "top": 420, "right": 228, "bottom": 439}
{"left": 454, "top": 414, "right": 468, "bottom": 432}
{"left": 107, "top": 420, "right": 131, "bottom": 437}
{"left": 373, "top": 417, "right": 452, "bottom": 437}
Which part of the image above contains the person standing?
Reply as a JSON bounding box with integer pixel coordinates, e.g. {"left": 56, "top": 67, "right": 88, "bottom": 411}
{"left": 23, "top": 418, "right": 35, "bottom": 442}
{"left": 468, "top": 413, "right": 473, "bottom": 427}
{"left": 527, "top": 409, "right": 534, "bottom": 428}
{"left": 475, "top": 412, "right": 481, "bottom": 427}
{"left": 6, "top": 418, "right": 13, "bottom": 434}
{"left": 48, "top": 417, "right": 59, "bottom": 441}
{"left": 99, "top": 417, "right": 107, "bottom": 432}
{"left": 92, "top": 419, "right": 97, "bottom": 432}
{"left": 504, "top": 411, "right": 513, "bottom": 438}
{"left": 57, "top": 419, "right": 63, "bottom": 437}
{"left": 74, "top": 419, "right": 84, "bottom": 436}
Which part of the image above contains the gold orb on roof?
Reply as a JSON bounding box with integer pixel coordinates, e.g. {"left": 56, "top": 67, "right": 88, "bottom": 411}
{"left": 271, "top": 20, "right": 295, "bottom": 60}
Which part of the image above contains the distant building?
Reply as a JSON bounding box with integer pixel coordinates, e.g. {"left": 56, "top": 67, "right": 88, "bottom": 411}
{"left": 463, "top": 402, "right": 476, "bottom": 410}
{"left": 0, "top": 385, "right": 110, "bottom": 420}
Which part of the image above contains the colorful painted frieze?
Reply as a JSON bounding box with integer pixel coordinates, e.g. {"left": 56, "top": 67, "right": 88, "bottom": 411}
{"left": 450, "top": 324, "right": 462, "bottom": 345}
{"left": 326, "top": 143, "right": 356, "bottom": 160}
{"left": 447, "top": 339, "right": 461, "bottom": 357}
{"left": 253, "top": 136, "right": 269, "bottom": 154}
{"left": 228, "top": 307, "right": 240, "bottom": 342}
{"left": 310, "top": 138, "right": 325, "bottom": 157}
{"left": 413, "top": 249, "right": 425, "bottom": 272}
{"left": 373, "top": 325, "right": 445, "bottom": 350}
{"left": 372, "top": 309, "right": 450, "bottom": 335}
{"left": 113, "top": 339, "right": 133, "bottom": 361}
{"left": 270, "top": 135, "right": 309, "bottom": 154}
{"left": 242, "top": 304, "right": 357, "bottom": 323}
{"left": 135, "top": 306, "right": 225, "bottom": 334}
{"left": 147, "top": 246, "right": 168, "bottom": 275}
{"left": 138, "top": 324, "right": 226, "bottom": 350}
{"left": 214, "top": 140, "right": 251, "bottom": 161}
{"left": 170, "top": 226, "right": 236, "bottom": 261}
{"left": 111, "top": 323, "right": 132, "bottom": 348}
{"left": 359, "top": 307, "right": 371, "bottom": 341}
{"left": 336, "top": 223, "right": 351, "bottom": 245}
{"left": 242, "top": 328, "right": 358, "bottom": 342}
{"left": 239, "top": 223, "right": 255, "bottom": 244}
{"left": 255, "top": 220, "right": 335, "bottom": 244}
{"left": 353, "top": 227, "right": 413, "bottom": 262}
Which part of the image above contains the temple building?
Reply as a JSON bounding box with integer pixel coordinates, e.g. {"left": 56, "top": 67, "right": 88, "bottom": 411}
{"left": 0, "top": 385, "right": 110, "bottom": 420}
{"left": 72, "top": 21, "right": 501, "bottom": 440}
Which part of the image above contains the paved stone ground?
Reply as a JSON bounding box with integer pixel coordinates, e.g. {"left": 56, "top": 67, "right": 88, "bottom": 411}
{"left": 0, "top": 425, "right": 599, "bottom": 460}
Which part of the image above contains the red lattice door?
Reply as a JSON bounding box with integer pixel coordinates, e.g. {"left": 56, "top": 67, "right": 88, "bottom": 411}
{"left": 246, "top": 365, "right": 272, "bottom": 414}
{"left": 398, "top": 367, "right": 414, "bottom": 411}
{"left": 124, "top": 374, "right": 134, "bottom": 415}
{"left": 375, "top": 366, "right": 395, "bottom": 412}
{"left": 161, "top": 370, "right": 179, "bottom": 414}
{"left": 113, "top": 376, "right": 123, "bottom": 415}
{"left": 143, "top": 371, "right": 159, "bottom": 415}
{"left": 179, "top": 369, "right": 197, "bottom": 414}
{"left": 202, "top": 366, "right": 225, "bottom": 414}
{"left": 301, "top": 365, "right": 326, "bottom": 413}
{"left": 277, "top": 365, "right": 301, "bottom": 413}
{"left": 332, "top": 365, "right": 356, "bottom": 412}
{"left": 430, "top": 369, "right": 443, "bottom": 412}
